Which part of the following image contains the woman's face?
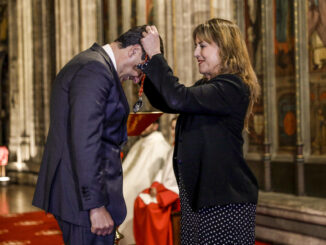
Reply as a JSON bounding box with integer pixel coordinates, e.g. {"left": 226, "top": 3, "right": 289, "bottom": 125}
{"left": 194, "top": 37, "right": 221, "bottom": 80}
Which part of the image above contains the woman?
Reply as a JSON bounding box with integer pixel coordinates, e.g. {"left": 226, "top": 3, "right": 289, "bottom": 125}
{"left": 139, "top": 18, "right": 260, "bottom": 244}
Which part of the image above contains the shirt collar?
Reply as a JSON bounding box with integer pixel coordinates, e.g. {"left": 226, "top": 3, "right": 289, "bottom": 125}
{"left": 102, "top": 44, "right": 117, "bottom": 71}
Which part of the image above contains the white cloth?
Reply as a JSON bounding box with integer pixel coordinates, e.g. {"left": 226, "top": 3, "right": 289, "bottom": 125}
{"left": 138, "top": 193, "right": 158, "bottom": 205}
{"left": 139, "top": 147, "right": 179, "bottom": 205}
{"left": 120, "top": 131, "right": 171, "bottom": 245}
{"left": 102, "top": 44, "right": 117, "bottom": 71}
{"left": 154, "top": 147, "right": 179, "bottom": 195}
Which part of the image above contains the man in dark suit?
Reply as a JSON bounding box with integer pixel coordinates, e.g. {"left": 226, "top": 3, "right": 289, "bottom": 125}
{"left": 32, "top": 26, "right": 148, "bottom": 245}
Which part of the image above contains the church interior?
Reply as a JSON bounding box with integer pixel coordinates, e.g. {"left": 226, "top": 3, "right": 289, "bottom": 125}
{"left": 1, "top": 0, "right": 326, "bottom": 244}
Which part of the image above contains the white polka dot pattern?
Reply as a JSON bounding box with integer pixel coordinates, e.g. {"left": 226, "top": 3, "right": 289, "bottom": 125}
{"left": 179, "top": 175, "right": 256, "bottom": 245}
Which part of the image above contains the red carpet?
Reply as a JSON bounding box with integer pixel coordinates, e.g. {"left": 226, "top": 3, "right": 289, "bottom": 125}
{"left": 0, "top": 211, "right": 270, "bottom": 245}
{"left": 0, "top": 211, "right": 63, "bottom": 245}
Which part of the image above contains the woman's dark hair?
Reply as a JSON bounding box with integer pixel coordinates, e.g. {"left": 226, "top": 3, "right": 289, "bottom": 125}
{"left": 193, "top": 18, "right": 260, "bottom": 132}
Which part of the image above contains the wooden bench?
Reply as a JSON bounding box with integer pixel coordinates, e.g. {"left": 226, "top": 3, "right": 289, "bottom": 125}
{"left": 171, "top": 211, "right": 181, "bottom": 245}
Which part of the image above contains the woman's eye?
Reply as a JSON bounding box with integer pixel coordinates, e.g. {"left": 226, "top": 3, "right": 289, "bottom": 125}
{"left": 194, "top": 44, "right": 205, "bottom": 49}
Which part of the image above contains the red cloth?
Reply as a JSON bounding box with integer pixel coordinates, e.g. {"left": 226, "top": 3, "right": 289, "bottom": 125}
{"left": 0, "top": 146, "right": 8, "bottom": 166}
{"left": 255, "top": 242, "right": 271, "bottom": 245}
{"left": 133, "top": 181, "right": 180, "bottom": 245}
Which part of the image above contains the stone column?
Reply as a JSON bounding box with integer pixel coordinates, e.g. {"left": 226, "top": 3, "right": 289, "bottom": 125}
{"left": 108, "top": 0, "right": 118, "bottom": 43}
{"left": 80, "top": 0, "right": 98, "bottom": 50}
{"left": 54, "top": 0, "right": 99, "bottom": 72}
{"left": 0, "top": 2, "right": 8, "bottom": 147}
{"left": 234, "top": 0, "right": 245, "bottom": 36}
{"left": 193, "top": 1, "right": 210, "bottom": 24}
{"left": 192, "top": 1, "right": 210, "bottom": 82}
{"left": 211, "top": 0, "right": 234, "bottom": 21}
{"left": 122, "top": 0, "right": 132, "bottom": 33}
{"left": 8, "top": 0, "right": 36, "bottom": 161}
{"left": 152, "top": 0, "right": 170, "bottom": 138}
{"left": 164, "top": 0, "right": 174, "bottom": 68}
{"left": 294, "top": 0, "right": 309, "bottom": 196}
{"left": 96, "top": 0, "right": 104, "bottom": 44}
{"left": 54, "top": 0, "right": 79, "bottom": 72}
{"left": 31, "top": 0, "right": 56, "bottom": 161}
{"left": 153, "top": 0, "right": 165, "bottom": 44}
{"left": 121, "top": 0, "right": 135, "bottom": 111}
{"left": 174, "top": 0, "right": 193, "bottom": 86}
{"left": 20, "top": 0, "right": 35, "bottom": 160}
{"left": 136, "top": 0, "right": 146, "bottom": 25}
{"left": 261, "top": 0, "right": 277, "bottom": 191}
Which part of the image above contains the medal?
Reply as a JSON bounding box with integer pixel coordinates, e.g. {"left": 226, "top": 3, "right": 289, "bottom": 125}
{"left": 133, "top": 97, "right": 143, "bottom": 113}
{"left": 133, "top": 74, "right": 145, "bottom": 113}
{"left": 133, "top": 55, "right": 148, "bottom": 113}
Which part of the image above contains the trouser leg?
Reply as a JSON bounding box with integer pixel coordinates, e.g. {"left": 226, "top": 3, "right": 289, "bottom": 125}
{"left": 55, "top": 216, "right": 115, "bottom": 245}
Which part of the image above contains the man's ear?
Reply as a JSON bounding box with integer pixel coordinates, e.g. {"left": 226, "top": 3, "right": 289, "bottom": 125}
{"left": 128, "top": 44, "right": 142, "bottom": 58}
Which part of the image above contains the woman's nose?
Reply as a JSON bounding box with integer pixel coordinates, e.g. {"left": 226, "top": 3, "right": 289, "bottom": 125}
{"left": 194, "top": 46, "right": 199, "bottom": 58}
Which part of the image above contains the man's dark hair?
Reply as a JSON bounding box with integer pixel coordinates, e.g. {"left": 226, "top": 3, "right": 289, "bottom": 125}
{"left": 114, "top": 25, "right": 164, "bottom": 60}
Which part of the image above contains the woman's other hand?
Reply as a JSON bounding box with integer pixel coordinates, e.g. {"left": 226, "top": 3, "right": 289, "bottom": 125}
{"left": 149, "top": 187, "right": 157, "bottom": 198}
{"left": 141, "top": 25, "right": 161, "bottom": 59}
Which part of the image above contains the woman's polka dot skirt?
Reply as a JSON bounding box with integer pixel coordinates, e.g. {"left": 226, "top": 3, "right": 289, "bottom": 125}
{"left": 179, "top": 176, "right": 256, "bottom": 245}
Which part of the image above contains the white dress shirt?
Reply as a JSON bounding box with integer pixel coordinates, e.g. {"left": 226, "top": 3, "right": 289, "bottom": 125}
{"left": 102, "top": 44, "right": 117, "bottom": 71}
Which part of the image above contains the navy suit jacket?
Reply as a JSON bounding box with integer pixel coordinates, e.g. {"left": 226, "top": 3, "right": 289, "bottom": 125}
{"left": 33, "top": 43, "right": 129, "bottom": 227}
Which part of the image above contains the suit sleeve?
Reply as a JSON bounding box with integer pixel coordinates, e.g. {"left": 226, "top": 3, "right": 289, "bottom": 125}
{"left": 142, "top": 54, "right": 245, "bottom": 115}
{"left": 143, "top": 77, "right": 178, "bottom": 113}
{"left": 69, "top": 61, "right": 111, "bottom": 211}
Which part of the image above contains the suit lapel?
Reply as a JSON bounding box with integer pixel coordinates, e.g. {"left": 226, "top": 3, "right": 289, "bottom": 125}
{"left": 90, "top": 43, "right": 130, "bottom": 114}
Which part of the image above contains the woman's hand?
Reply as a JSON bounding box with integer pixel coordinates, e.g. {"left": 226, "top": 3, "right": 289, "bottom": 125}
{"left": 149, "top": 187, "right": 157, "bottom": 198}
{"left": 141, "top": 25, "right": 161, "bottom": 59}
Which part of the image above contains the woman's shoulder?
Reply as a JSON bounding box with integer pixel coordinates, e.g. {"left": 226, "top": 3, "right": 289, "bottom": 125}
{"left": 193, "top": 78, "right": 206, "bottom": 86}
{"left": 193, "top": 74, "right": 249, "bottom": 95}
{"left": 212, "top": 74, "right": 249, "bottom": 95}
{"left": 212, "top": 74, "right": 243, "bottom": 85}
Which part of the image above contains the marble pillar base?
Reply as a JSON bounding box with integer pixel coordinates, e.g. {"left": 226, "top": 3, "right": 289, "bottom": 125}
{"left": 256, "top": 191, "right": 326, "bottom": 244}
{"left": 6, "top": 161, "right": 39, "bottom": 185}
{"left": 0, "top": 176, "right": 10, "bottom": 186}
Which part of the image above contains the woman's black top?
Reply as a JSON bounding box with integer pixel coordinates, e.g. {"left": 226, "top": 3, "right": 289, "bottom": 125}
{"left": 142, "top": 54, "right": 258, "bottom": 211}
